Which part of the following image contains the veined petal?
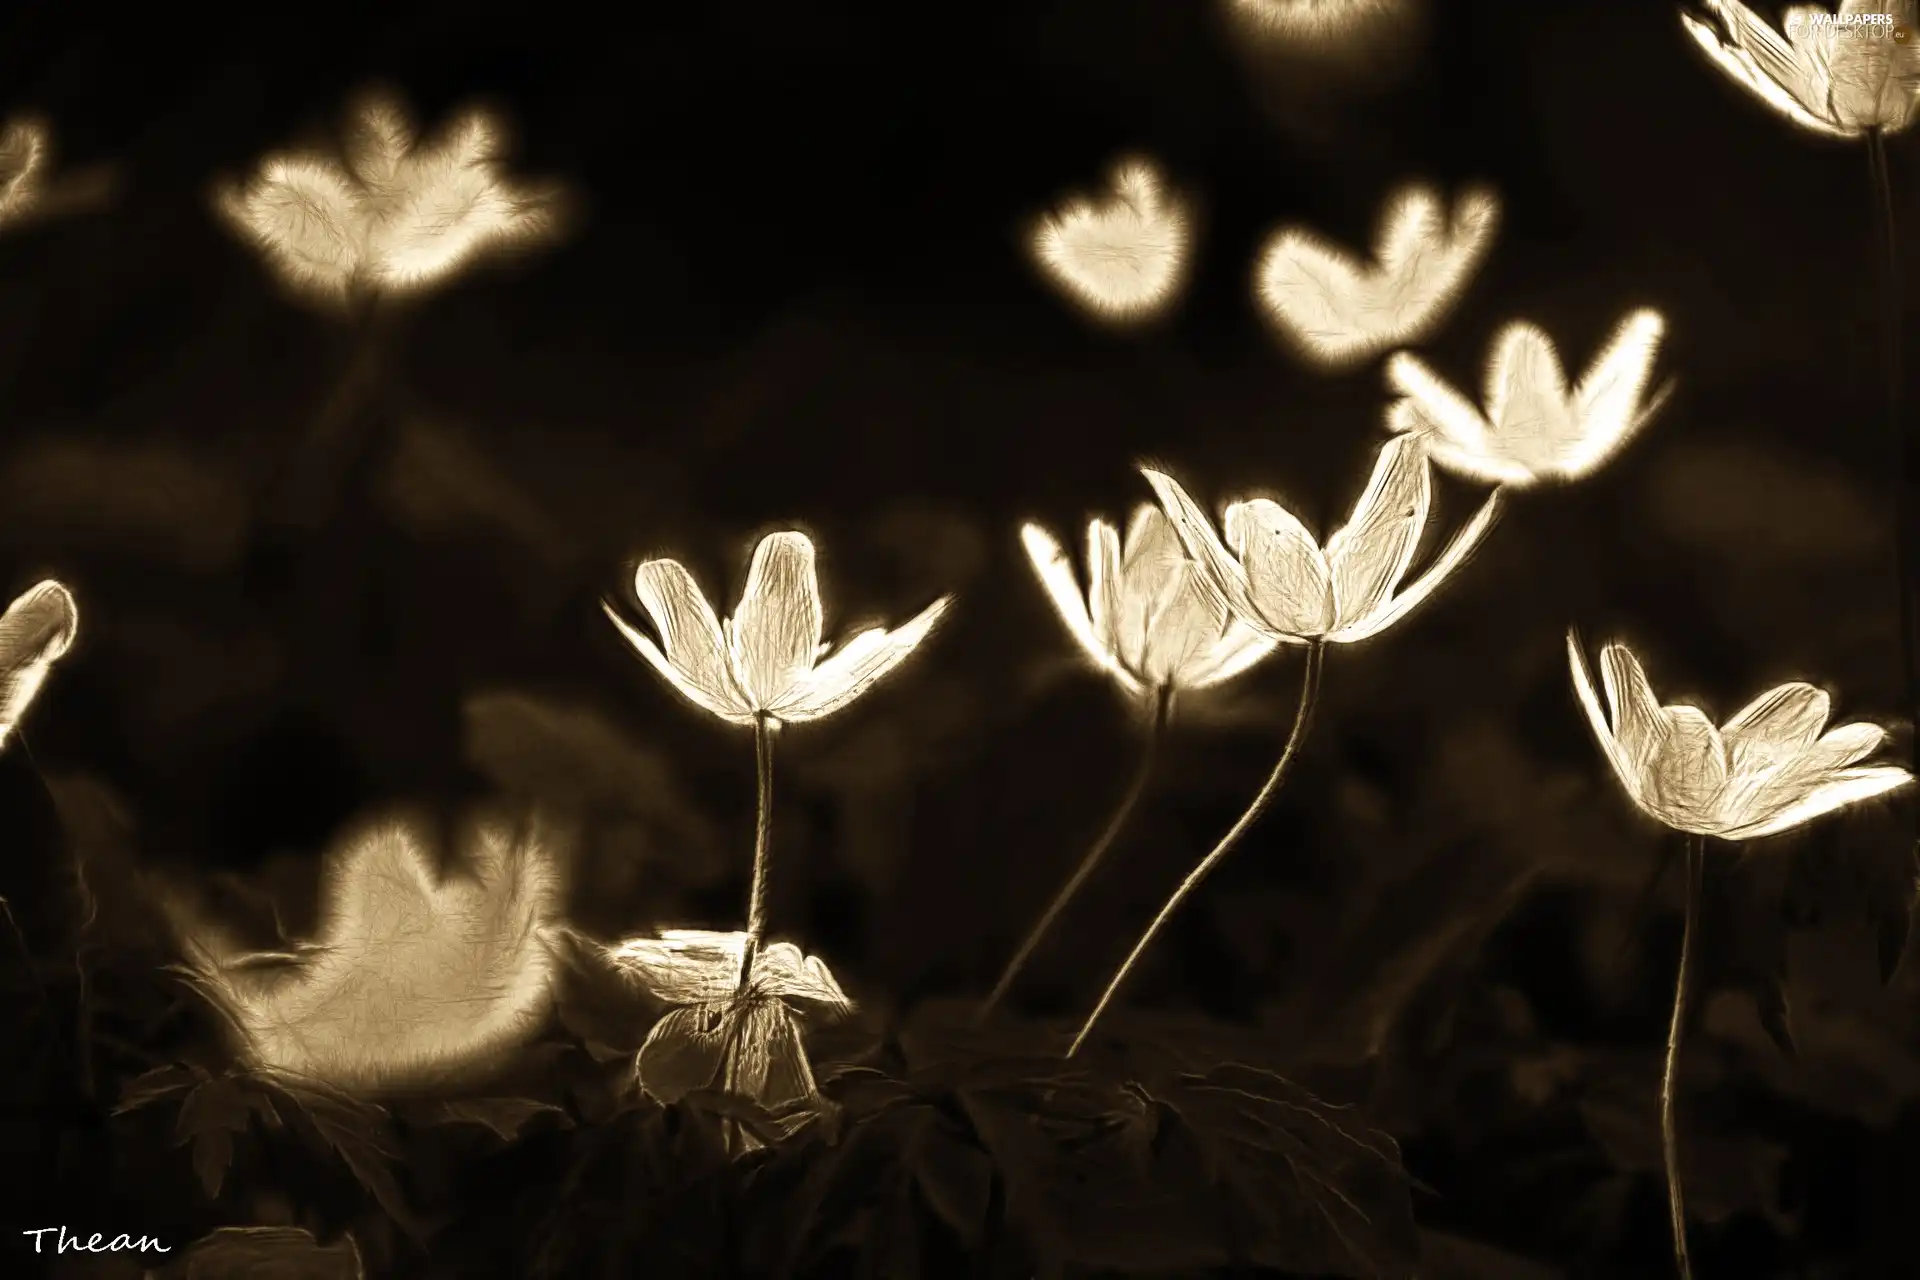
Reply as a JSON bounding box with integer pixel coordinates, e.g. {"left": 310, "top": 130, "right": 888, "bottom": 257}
{"left": 617, "top": 560, "right": 754, "bottom": 724}
{"left": 1726, "top": 765, "right": 1913, "bottom": 841}
{"left": 1325, "top": 436, "right": 1431, "bottom": 632}
{"left": 1139, "top": 469, "right": 1273, "bottom": 635}
{"left": 1484, "top": 323, "right": 1579, "bottom": 475}
{"left": 728, "top": 532, "right": 826, "bottom": 710}
{"left": 770, "top": 595, "right": 954, "bottom": 723}
{"left": 1561, "top": 309, "right": 1668, "bottom": 480}
{"left": 218, "top": 156, "right": 368, "bottom": 300}
{"left": 1330, "top": 484, "right": 1499, "bottom": 643}
{"left": 1648, "top": 705, "right": 1731, "bottom": 832}
{"left": 1227, "top": 498, "right": 1334, "bottom": 637}
{"left": 750, "top": 940, "right": 855, "bottom": 1015}
{"left": 1599, "top": 639, "right": 1667, "bottom": 779}
{"left": 1721, "top": 680, "right": 1830, "bottom": 778}
{"left": 1180, "top": 621, "right": 1279, "bottom": 690}
{"left": 1679, "top": 9, "right": 1856, "bottom": 137}
{"left": 0, "top": 579, "right": 77, "bottom": 750}
{"left": 1021, "top": 522, "right": 1135, "bottom": 693}
{"left": 609, "top": 927, "right": 745, "bottom": 1005}
{"left": 1568, "top": 632, "right": 1644, "bottom": 807}
{"left": 1114, "top": 505, "right": 1188, "bottom": 674}
{"left": 1086, "top": 516, "right": 1126, "bottom": 659}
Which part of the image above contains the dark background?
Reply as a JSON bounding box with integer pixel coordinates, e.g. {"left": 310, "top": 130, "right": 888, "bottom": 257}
{"left": 2, "top": 0, "right": 1918, "bottom": 1273}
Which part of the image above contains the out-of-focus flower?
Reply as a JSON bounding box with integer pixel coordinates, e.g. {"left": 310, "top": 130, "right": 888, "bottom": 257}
{"left": 1020, "top": 505, "right": 1276, "bottom": 701}
{"left": 1142, "top": 436, "right": 1499, "bottom": 645}
{"left": 0, "top": 580, "right": 77, "bottom": 751}
{"left": 1255, "top": 183, "right": 1499, "bottom": 370}
{"left": 1227, "top": 0, "right": 1414, "bottom": 51}
{"left": 0, "top": 117, "right": 50, "bottom": 228}
{"left": 1568, "top": 632, "right": 1912, "bottom": 840}
{"left": 1385, "top": 309, "right": 1671, "bottom": 488}
{"left": 604, "top": 530, "right": 953, "bottom": 727}
{"left": 216, "top": 90, "right": 563, "bottom": 306}
{"left": 610, "top": 929, "right": 851, "bottom": 1138}
{"left": 1679, "top": 1, "right": 1920, "bottom": 139}
{"left": 1029, "top": 156, "right": 1191, "bottom": 325}
{"left": 168, "top": 811, "right": 565, "bottom": 1092}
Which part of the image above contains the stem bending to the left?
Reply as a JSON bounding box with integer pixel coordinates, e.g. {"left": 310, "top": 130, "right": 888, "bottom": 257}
{"left": 1068, "top": 640, "right": 1325, "bottom": 1058}
{"left": 1662, "top": 833, "right": 1707, "bottom": 1280}
{"left": 734, "top": 712, "right": 778, "bottom": 998}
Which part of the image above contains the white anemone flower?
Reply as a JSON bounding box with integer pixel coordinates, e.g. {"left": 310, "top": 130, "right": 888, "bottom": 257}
{"left": 1255, "top": 183, "right": 1500, "bottom": 370}
{"left": 217, "top": 90, "right": 562, "bottom": 306}
{"left": 1029, "top": 156, "right": 1191, "bottom": 325}
{"left": 1680, "top": 1, "right": 1920, "bottom": 139}
{"left": 1020, "top": 504, "right": 1276, "bottom": 701}
{"left": 0, "top": 580, "right": 78, "bottom": 752}
{"left": 1227, "top": 0, "right": 1415, "bottom": 51}
{"left": 1568, "top": 633, "right": 1912, "bottom": 840}
{"left": 1141, "top": 436, "right": 1499, "bottom": 645}
{"left": 1385, "top": 309, "right": 1671, "bottom": 488}
{"left": 0, "top": 117, "right": 50, "bottom": 229}
{"left": 603, "top": 530, "right": 953, "bottom": 727}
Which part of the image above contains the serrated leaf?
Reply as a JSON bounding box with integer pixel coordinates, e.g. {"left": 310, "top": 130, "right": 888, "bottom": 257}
{"left": 279, "top": 1080, "right": 422, "bottom": 1242}
{"left": 112, "top": 1063, "right": 202, "bottom": 1115}
{"left": 176, "top": 1077, "right": 257, "bottom": 1200}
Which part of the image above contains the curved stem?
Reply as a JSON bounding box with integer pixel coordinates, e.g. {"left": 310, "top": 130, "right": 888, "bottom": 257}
{"left": 1867, "top": 129, "right": 1919, "bottom": 864}
{"left": 1068, "top": 641, "right": 1324, "bottom": 1058}
{"left": 734, "top": 712, "right": 778, "bottom": 998}
{"left": 977, "top": 680, "right": 1175, "bottom": 1025}
{"left": 1662, "top": 833, "right": 1707, "bottom": 1280}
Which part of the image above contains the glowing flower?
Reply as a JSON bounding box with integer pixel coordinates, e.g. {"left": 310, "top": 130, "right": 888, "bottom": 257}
{"left": 0, "top": 117, "right": 49, "bottom": 229}
{"left": 0, "top": 580, "right": 77, "bottom": 752}
{"left": 217, "top": 90, "right": 562, "bottom": 306}
{"left": 1568, "top": 633, "right": 1912, "bottom": 840}
{"left": 169, "top": 811, "right": 564, "bottom": 1092}
{"left": 603, "top": 530, "right": 953, "bottom": 727}
{"left": 1142, "top": 436, "right": 1499, "bottom": 645}
{"left": 1029, "top": 156, "right": 1191, "bottom": 325}
{"left": 1255, "top": 183, "right": 1500, "bottom": 370}
{"left": 1228, "top": 0, "right": 1414, "bottom": 50}
{"left": 1384, "top": 309, "right": 1671, "bottom": 488}
{"left": 612, "top": 930, "right": 851, "bottom": 1132}
{"left": 1020, "top": 505, "right": 1276, "bottom": 700}
{"left": 1679, "top": 1, "right": 1920, "bottom": 138}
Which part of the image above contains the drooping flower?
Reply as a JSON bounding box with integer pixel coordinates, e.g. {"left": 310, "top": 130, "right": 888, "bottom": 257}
{"left": 1141, "top": 436, "right": 1499, "bottom": 646}
{"left": 603, "top": 530, "right": 953, "bottom": 727}
{"left": 1029, "top": 156, "right": 1191, "bottom": 325}
{"left": 610, "top": 929, "right": 852, "bottom": 1134}
{"left": 0, "top": 580, "right": 77, "bottom": 752}
{"left": 1679, "top": 1, "right": 1920, "bottom": 139}
{"left": 1568, "top": 632, "right": 1912, "bottom": 840}
{"left": 1384, "top": 309, "right": 1671, "bottom": 488}
{"left": 1021, "top": 505, "right": 1276, "bottom": 700}
{"left": 1254, "top": 183, "right": 1500, "bottom": 370}
{"left": 216, "top": 90, "right": 562, "bottom": 306}
{"left": 168, "top": 810, "right": 565, "bottom": 1092}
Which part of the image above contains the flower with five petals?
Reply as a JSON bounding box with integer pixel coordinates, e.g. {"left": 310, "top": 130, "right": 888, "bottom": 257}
{"left": 604, "top": 530, "right": 953, "bottom": 727}
{"left": 1568, "top": 632, "right": 1912, "bottom": 840}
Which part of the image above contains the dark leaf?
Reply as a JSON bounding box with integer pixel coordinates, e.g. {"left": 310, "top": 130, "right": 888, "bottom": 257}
{"left": 415, "top": 1096, "right": 569, "bottom": 1141}
{"left": 112, "top": 1062, "right": 203, "bottom": 1115}
{"left": 907, "top": 1109, "right": 995, "bottom": 1246}
{"left": 175, "top": 1075, "right": 258, "bottom": 1200}
{"left": 278, "top": 1079, "right": 423, "bottom": 1243}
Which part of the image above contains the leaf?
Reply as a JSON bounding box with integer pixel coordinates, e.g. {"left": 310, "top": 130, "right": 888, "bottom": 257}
{"left": 419, "top": 1096, "right": 568, "bottom": 1142}
{"left": 167, "top": 1225, "right": 364, "bottom": 1279}
{"left": 112, "top": 1063, "right": 203, "bottom": 1115}
{"left": 279, "top": 1079, "right": 422, "bottom": 1243}
{"left": 906, "top": 1109, "right": 995, "bottom": 1246}
{"left": 175, "top": 1076, "right": 258, "bottom": 1200}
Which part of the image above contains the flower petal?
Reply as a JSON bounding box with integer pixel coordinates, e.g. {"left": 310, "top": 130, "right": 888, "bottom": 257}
{"left": 218, "top": 156, "right": 366, "bottom": 300}
{"left": 771, "top": 595, "right": 953, "bottom": 723}
{"left": 1678, "top": 8, "right": 1855, "bottom": 138}
{"left": 1727, "top": 766, "right": 1914, "bottom": 841}
{"left": 608, "top": 928, "right": 745, "bottom": 1005}
{"left": 1385, "top": 392, "right": 1536, "bottom": 488}
{"left": 1224, "top": 498, "right": 1334, "bottom": 638}
{"left": 1648, "top": 704, "right": 1730, "bottom": 832}
{"left": 1180, "top": 622, "right": 1279, "bottom": 690}
{"left": 728, "top": 532, "right": 826, "bottom": 710}
{"left": 1599, "top": 639, "right": 1667, "bottom": 779}
{"left": 1324, "top": 436, "right": 1431, "bottom": 632}
{"left": 1721, "top": 680, "right": 1830, "bottom": 776}
{"left": 0, "top": 579, "right": 78, "bottom": 750}
{"left": 1561, "top": 309, "right": 1668, "bottom": 481}
{"left": 1568, "top": 632, "right": 1644, "bottom": 809}
{"left": 1139, "top": 469, "right": 1275, "bottom": 636}
{"left": 1330, "top": 484, "right": 1500, "bottom": 643}
{"left": 612, "top": 561, "right": 753, "bottom": 724}
{"left": 751, "top": 940, "right": 855, "bottom": 1016}
{"left": 1114, "top": 504, "right": 1188, "bottom": 667}
{"left": 1022, "top": 521, "right": 1136, "bottom": 695}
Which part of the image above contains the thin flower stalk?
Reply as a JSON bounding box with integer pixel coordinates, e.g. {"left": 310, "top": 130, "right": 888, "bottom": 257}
{"left": 735, "top": 712, "right": 778, "bottom": 998}
{"left": 1663, "top": 833, "right": 1708, "bottom": 1280}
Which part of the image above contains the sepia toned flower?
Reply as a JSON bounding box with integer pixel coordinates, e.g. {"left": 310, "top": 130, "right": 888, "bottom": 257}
{"left": 1679, "top": 1, "right": 1920, "bottom": 139}
{"left": 1021, "top": 505, "right": 1277, "bottom": 701}
{"left": 1255, "top": 183, "right": 1500, "bottom": 370}
{"left": 1568, "top": 632, "right": 1912, "bottom": 840}
{"left": 0, "top": 579, "right": 77, "bottom": 752}
{"left": 1029, "top": 156, "right": 1192, "bottom": 325}
{"left": 1141, "top": 436, "right": 1500, "bottom": 645}
{"left": 1226, "top": 0, "right": 1415, "bottom": 51}
{"left": 1384, "top": 309, "right": 1671, "bottom": 488}
{"left": 604, "top": 530, "right": 953, "bottom": 727}
{"left": 169, "top": 811, "right": 565, "bottom": 1092}
{"left": 0, "top": 117, "right": 50, "bottom": 229}
{"left": 216, "top": 90, "right": 562, "bottom": 306}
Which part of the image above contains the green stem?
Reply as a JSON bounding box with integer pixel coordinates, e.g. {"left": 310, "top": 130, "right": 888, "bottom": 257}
{"left": 734, "top": 712, "right": 777, "bottom": 999}
{"left": 1068, "top": 640, "right": 1324, "bottom": 1058}
{"left": 977, "top": 680, "right": 1174, "bottom": 1025}
{"left": 1662, "top": 833, "right": 1707, "bottom": 1280}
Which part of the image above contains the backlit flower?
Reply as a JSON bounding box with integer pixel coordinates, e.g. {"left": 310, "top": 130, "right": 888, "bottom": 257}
{"left": 1021, "top": 505, "right": 1276, "bottom": 699}
{"left": 1679, "top": 1, "right": 1920, "bottom": 139}
{"left": 1227, "top": 0, "right": 1414, "bottom": 52}
{"left": 1142, "top": 436, "right": 1499, "bottom": 645}
{"left": 1029, "top": 156, "right": 1191, "bottom": 325}
{"left": 604, "top": 530, "right": 953, "bottom": 726}
{"left": 1385, "top": 309, "right": 1671, "bottom": 488}
{"left": 1568, "top": 632, "right": 1912, "bottom": 840}
{"left": 0, "top": 117, "right": 49, "bottom": 229}
{"left": 217, "top": 90, "right": 562, "bottom": 306}
{"left": 0, "top": 580, "right": 77, "bottom": 752}
{"left": 1255, "top": 183, "right": 1500, "bottom": 370}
